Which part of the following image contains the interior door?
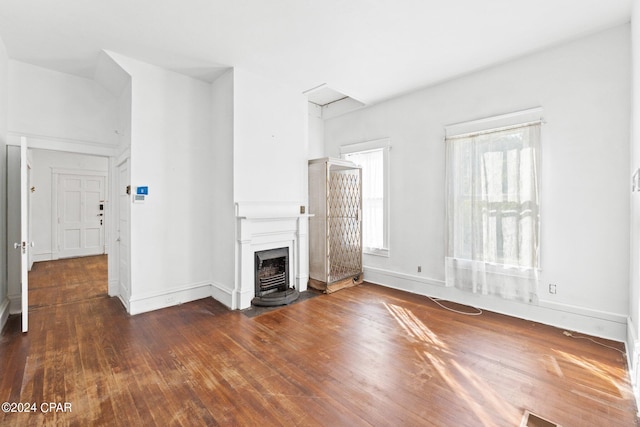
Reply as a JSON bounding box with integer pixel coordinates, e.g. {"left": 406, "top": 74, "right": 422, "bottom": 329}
{"left": 15, "top": 137, "right": 30, "bottom": 333}
{"left": 58, "top": 174, "right": 106, "bottom": 258}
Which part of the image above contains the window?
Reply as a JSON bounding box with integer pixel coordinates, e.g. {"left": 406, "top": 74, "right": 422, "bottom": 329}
{"left": 445, "top": 110, "right": 541, "bottom": 302}
{"left": 341, "top": 139, "right": 390, "bottom": 256}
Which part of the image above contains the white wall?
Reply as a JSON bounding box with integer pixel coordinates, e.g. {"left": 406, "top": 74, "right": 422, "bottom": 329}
{"left": 0, "top": 35, "right": 9, "bottom": 328}
{"left": 94, "top": 51, "right": 132, "bottom": 157}
{"left": 308, "top": 102, "right": 325, "bottom": 159}
{"left": 8, "top": 61, "right": 118, "bottom": 146}
{"left": 116, "top": 82, "right": 132, "bottom": 156}
{"left": 325, "top": 25, "right": 631, "bottom": 341}
{"left": 210, "top": 70, "right": 236, "bottom": 302}
{"left": 108, "top": 53, "right": 214, "bottom": 314}
{"left": 629, "top": 0, "right": 640, "bottom": 400}
{"left": 233, "top": 68, "right": 308, "bottom": 204}
{"left": 29, "top": 150, "right": 108, "bottom": 261}
{"left": 6, "top": 146, "right": 20, "bottom": 313}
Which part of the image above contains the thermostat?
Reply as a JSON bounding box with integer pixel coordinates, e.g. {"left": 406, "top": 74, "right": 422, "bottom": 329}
{"left": 133, "top": 186, "right": 148, "bottom": 203}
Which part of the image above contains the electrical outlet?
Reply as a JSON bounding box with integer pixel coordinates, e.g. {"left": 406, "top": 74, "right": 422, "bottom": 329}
{"left": 417, "top": 266, "right": 422, "bottom": 273}
{"left": 548, "top": 284, "right": 557, "bottom": 294}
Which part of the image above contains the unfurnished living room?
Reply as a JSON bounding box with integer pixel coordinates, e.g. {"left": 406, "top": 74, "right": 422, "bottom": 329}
{"left": 1, "top": 1, "right": 640, "bottom": 426}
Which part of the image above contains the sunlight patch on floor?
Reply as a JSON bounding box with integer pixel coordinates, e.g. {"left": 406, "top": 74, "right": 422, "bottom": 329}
{"left": 424, "top": 350, "right": 521, "bottom": 425}
{"left": 383, "top": 303, "right": 448, "bottom": 351}
{"left": 553, "top": 349, "right": 631, "bottom": 400}
{"left": 385, "top": 301, "right": 521, "bottom": 425}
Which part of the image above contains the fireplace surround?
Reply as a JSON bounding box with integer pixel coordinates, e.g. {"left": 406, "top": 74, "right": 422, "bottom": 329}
{"left": 234, "top": 202, "right": 310, "bottom": 310}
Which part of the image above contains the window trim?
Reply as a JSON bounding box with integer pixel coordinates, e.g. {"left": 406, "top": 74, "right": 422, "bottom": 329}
{"left": 340, "top": 138, "right": 391, "bottom": 257}
{"left": 444, "top": 107, "right": 544, "bottom": 140}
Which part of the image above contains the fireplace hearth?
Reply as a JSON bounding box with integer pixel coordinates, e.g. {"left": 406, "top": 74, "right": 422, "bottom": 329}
{"left": 252, "top": 247, "right": 299, "bottom": 307}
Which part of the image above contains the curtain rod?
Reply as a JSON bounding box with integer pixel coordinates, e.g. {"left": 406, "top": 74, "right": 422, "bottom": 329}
{"left": 444, "top": 119, "right": 544, "bottom": 142}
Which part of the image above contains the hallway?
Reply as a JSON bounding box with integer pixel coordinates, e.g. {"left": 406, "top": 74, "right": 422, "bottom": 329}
{"left": 28, "top": 255, "right": 108, "bottom": 309}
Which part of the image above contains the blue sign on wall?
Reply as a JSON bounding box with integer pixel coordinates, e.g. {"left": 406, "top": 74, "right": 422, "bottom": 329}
{"left": 136, "top": 186, "right": 149, "bottom": 195}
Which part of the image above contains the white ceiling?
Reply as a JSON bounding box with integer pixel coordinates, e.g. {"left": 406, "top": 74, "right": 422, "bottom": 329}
{"left": 0, "top": 0, "right": 632, "bottom": 105}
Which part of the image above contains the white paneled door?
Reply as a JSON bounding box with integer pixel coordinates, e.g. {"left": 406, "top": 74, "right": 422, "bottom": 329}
{"left": 15, "top": 137, "right": 31, "bottom": 332}
{"left": 57, "top": 174, "right": 106, "bottom": 258}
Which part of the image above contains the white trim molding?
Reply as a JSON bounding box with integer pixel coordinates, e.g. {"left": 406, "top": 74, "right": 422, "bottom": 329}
{"left": 627, "top": 316, "right": 640, "bottom": 410}
{"left": 211, "top": 281, "right": 234, "bottom": 309}
{"left": 0, "top": 298, "right": 10, "bottom": 332}
{"left": 235, "top": 201, "right": 311, "bottom": 310}
{"left": 444, "top": 107, "right": 544, "bottom": 139}
{"left": 364, "top": 265, "right": 627, "bottom": 342}
{"left": 7, "top": 132, "right": 117, "bottom": 157}
{"left": 108, "top": 278, "right": 119, "bottom": 298}
{"left": 128, "top": 281, "right": 213, "bottom": 315}
{"left": 340, "top": 137, "right": 391, "bottom": 155}
{"left": 7, "top": 293, "right": 21, "bottom": 314}
{"left": 32, "top": 253, "right": 53, "bottom": 263}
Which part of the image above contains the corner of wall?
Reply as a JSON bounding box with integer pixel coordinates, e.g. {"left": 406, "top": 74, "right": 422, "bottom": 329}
{"left": 0, "top": 32, "right": 9, "bottom": 332}
{"left": 630, "top": 1, "right": 640, "bottom": 413}
{"left": 627, "top": 316, "right": 640, "bottom": 412}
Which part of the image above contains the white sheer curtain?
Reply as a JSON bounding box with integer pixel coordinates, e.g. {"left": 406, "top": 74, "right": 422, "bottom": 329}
{"left": 345, "top": 149, "right": 384, "bottom": 250}
{"left": 445, "top": 123, "right": 541, "bottom": 302}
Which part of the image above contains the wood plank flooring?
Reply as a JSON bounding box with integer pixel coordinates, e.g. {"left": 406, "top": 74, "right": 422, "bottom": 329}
{"left": 28, "top": 255, "right": 107, "bottom": 308}
{"left": 0, "top": 256, "right": 637, "bottom": 426}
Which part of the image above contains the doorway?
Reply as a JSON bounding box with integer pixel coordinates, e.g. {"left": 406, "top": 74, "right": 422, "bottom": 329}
{"left": 31, "top": 149, "right": 110, "bottom": 309}
{"left": 9, "top": 147, "right": 112, "bottom": 311}
{"left": 54, "top": 172, "right": 107, "bottom": 259}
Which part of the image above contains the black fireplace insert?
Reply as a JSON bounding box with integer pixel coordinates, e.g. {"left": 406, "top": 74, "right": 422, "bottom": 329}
{"left": 252, "top": 247, "right": 299, "bottom": 307}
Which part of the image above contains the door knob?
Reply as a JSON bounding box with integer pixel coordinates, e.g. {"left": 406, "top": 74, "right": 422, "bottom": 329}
{"left": 13, "top": 241, "right": 32, "bottom": 253}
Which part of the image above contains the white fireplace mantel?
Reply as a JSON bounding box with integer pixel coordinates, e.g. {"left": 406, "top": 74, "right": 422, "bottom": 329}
{"left": 234, "top": 202, "right": 311, "bottom": 310}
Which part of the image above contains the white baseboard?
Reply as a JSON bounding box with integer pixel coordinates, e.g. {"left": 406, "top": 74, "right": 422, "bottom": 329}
{"left": 117, "top": 283, "right": 131, "bottom": 312}
{"left": 117, "top": 294, "right": 130, "bottom": 313}
{"left": 296, "top": 274, "right": 309, "bottom": 292}
{"left": 32, "top": 253, "right": 53, "bottom": 263}
{"left": 8, "top": 293, "right": 21, "bottom": 314}
{"left": 628, "top": 316, "right": 639, "bottom": 376}
{"left": 627, "top": 317, "right": 640, "bottom": 411}
{"left": 365, "top": 266, "right": 445, "bottom": 289}
{"left": 364, "top": 266, "right": 627, "bottom": 342}
{"left": 128, "top": 281, "right": 213, "bottom": 315}
{"left": 211, "top": 282, "right": 234, "bottom": 309}
{"left": 108, "top": 279, "right": 118, "bottom": 297}
{"left": 0, "top": 298, "right": 9, "bottom": 331}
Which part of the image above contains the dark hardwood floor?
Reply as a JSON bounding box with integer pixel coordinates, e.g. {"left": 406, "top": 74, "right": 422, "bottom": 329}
{"left": 28, "top": 255, "right": 107, "bottom": 308}
{"left": 0, "top": 256, "right": 637, "bottom": 426}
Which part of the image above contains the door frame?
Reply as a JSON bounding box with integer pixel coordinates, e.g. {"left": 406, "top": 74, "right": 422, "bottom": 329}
{"left": 6, "top": 133, "right": 118, "bottom": 317}
{"left": 19, "top": 137, "right": 31, "bottom": 332}
{"left": 111, "top": 156, "right": 131, "bottom": 308}
{"left": 51, "top": 168, "right": 108, "bottom": 260}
